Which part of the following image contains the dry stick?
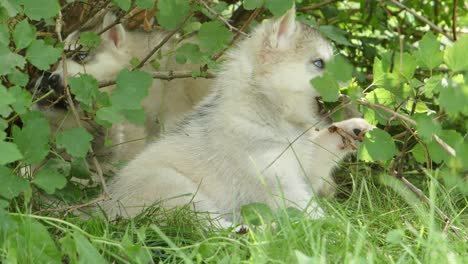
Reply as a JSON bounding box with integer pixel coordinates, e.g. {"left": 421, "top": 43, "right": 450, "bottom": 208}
{"left": 99, "top": 70, "right": 216, "bottom": 88}
{"left": 199, "top": 0, "right": 250, "bottom": 37}
{"left": 211, "top": 7, "right": 262, "bottom": 61}
{"left": 355, "top": 98, "right": 457, "bottom": 157}
{"left": 33, "top": 195, "right": 108, "bottom": 215}
{"left": 387, "top": 0, "right": 454, "bottom": 41}
{"left": 134, "top": 12, "right": 194, "bottom": 69}
{"left": 355, "top": 96, "right": 462, "bottom": 236}
{"left": 299, "top": 0, "right": 341, "bottom": 12}
{"left": 397, "top": 175, "right": 463, "bottom": 237}
{"left": 55, "top": 11, "right": 110, "bottom": 198}
{"left": 452, "top": 0, "right": 458, "bottom": 40}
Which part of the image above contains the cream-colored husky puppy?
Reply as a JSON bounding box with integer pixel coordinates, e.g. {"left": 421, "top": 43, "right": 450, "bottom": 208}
{"left": 42, "top": 12, "right": 211, "bottom": 161}
{"left": 102, "top": 8, "right": 373, "bottom": 226}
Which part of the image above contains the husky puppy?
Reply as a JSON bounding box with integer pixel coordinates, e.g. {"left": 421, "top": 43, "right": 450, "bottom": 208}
{"left": 102, "top": 8, "right": 373, "bottom": 226}
{"left": 40, "top": 12, "right": 211, "bottom": 162}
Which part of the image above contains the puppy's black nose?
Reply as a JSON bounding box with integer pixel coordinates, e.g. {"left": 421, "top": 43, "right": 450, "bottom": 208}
{"left": 353, "top": 128, "right": 362, "bottom": 136}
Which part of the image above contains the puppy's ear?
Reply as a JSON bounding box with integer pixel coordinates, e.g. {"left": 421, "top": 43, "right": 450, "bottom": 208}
{"left": 102, "top": 12, "right": 127, "bottom": 48}
{"left": 272, "top": 6, "right": 296, "bottom": 49}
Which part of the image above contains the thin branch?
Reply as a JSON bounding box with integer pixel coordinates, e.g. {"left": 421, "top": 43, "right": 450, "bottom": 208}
{"left": 133, "top": 12, "right": 193, "bottom": 69}
{"left": 355, "top": 98, "right": 457, "bottom": 157}
{"left": 55, "top": 11, "right": 110, "bottom": 198}
{"left": 98, "top": 70, "right": 216, "bottom": 88}
{"left": 199, "top": 0, "right": 249, "bottom": 37}
{"left": 387, "top": 0, "right": 454, "bottom": 41}
{"left": 211, "top": 7, "right": 262, "bottom": 61}
{"left": 33, "top": 195, "right": 108, "bottom": 215}
{"left": 395, "top": 174, "right": 463, "bottom": 237}
{"left": 452, "top": 0, "right": 458, "bottom": 40}
{"left": 299, "top": 0, "right": 340, "bottom": 12}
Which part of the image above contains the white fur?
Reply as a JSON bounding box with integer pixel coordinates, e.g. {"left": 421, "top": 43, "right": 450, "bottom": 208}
{"left": 48, "top": 13, "right": 211, "bottom": 162}
{"left": 101, "top": 8, "right": 373, "bottom": 226}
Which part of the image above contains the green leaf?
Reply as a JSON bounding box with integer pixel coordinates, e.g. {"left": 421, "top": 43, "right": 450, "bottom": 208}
{"left": 265, "top": 0, "right": 294, "bottom": 17}
{"left": 26, "top": 39, "right": 62, "bottom": 70}
{"left": 426, "top": 130, "right": 463, "bottom": 163}
{"left": 96, "top": 106, "right": 125, "bottom": 125}
{"left": 79, "top": 31, "right": 101, "bottom": 49}
{"left": 393, "top": 52, "right": 417, "bottom": 80}
{"left": 327, "top": 55, "right": 353, "bottom": 82}
{"left": 13, "top": 111, "right": 50, "bottom": 164}
{"left": 444, "top": 34, "right": 468, "bottom": 72}
{"left": 365, "top": 88, "right": 394, "bottom": 106}
{"left": 0, "top": 141, "right": 23, "bottom": 165}
{"left": 0, "top": 84, "right": 16, "bottom": 117}
{"left": 7, "top": 69, "right": 29, "bottom": 87}
{"left": 0, "top": 45, "right": 26, "bottom": 75}
{"left": 20, "top": 0, "right": 60, "bottom": 20}
{"left": 241, "top": 202, "right": 274, "bottom": 225}
{"left": 414, "top": 114, "right": 441, "bottom": 142}
{"left": 415, "top": 32, "right": 443, "bottom": 69}
{"left": 32, "top": 168, "right": 67, "bottom": 194}
{"left": 56, "top": 127, "right": 93, "bottom": 158}
{"left": 9, "top": 86, "right": 32, "bottom": 114}
{"left": 112, "top": 0, "right": 131, "bottom": 11}
{"left": 0, "top": 23, "right": 9, "bottom": 46}
{"left": 73, "top": 232, "right": 107, "bottom": 264}
{"left": 175, "top": 43, "right": 203, "bottom": 64}
{"left": 122, "top": 108, "right": 146, "bottom": 126}
{"left": 0, "top": 166, "right": 30, "bottom": 199}
{"left": 423, "top": 75, "right": 443, "bottom": 97}
{"left": 244, "top": 0, "right": 264, "bottom": 10}
{"left": 0, "top": 0, "right": 21, "bottom": 17}
{"left": 372, "top": 57, "right": 398, "bottom": 88}
{"left": 156, "top": 0, "right": 190, "bottom": 30}
{"left": 70, "top": 158, "right": 91, "bottom": 179}
{"left": 198, "top": 21, "right": 233, "bottom": 54}
{"left": 439, "top": 82, "right": 468, "bottom": 115}
{"left": 111, "top": 69, "right": 153, "bottom": 110}
{"left": 310, "top": 72, "right": 340, "bottom": 102}
{"left": 68, "top": 74, "right": 99, "bottom": 107}
{"left": 12, "top": 19, "right": 36, "bottom": 50}
{"left": 319, "top": 25, "right": 352, "bottom": 46}
{"left": 14, "top": 218, "right": 62, "bottom": 263}
{"left": 136, "top": 0, "right": 154, "bottom": 9}
{"left": 358, "top": 129, "right": 397, "bottom": 162}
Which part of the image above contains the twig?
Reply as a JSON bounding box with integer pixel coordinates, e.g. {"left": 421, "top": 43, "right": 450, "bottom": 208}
{"left": 452, "top": 0, "right": 458, "bottom": 40}
{"left": 134, "top": 12, "right": 193, "bottom": 69}
{"left": 355, "top": 98, "right": 457, "bottom": 157}
{"left": 299, "top": 0, "right": 340, "bottom": 12}
{"left": 394, "top": 173, "right": 463, "bottom": 237}
{"left": 199, "top": 0, "right": 249, "bottom": 37}
{"left": 387, "top": 0, "right": 454, "bottom": 41}
{"left": 55, "top": 11, "right": 110, "bottom": 197}
{"left": 33, "top": 195, "right": 108, "bottom": 215}
{"left": 98, "top": 70, "right": 216, "bottom": 88}
{"left": 211, "top": 7, "right": 262, "bottom": 61}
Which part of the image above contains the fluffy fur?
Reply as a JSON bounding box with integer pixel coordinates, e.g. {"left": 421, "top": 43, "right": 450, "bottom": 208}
{"left": 42, "top": 13, "right": 211, "bottom": 162}
{"left": 101, "top": 8, "right": 373, "bottom": 226}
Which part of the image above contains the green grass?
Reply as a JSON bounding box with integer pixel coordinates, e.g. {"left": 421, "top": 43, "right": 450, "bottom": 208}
{"left": 1, "top": 168, "right": 467, "bottom": 263}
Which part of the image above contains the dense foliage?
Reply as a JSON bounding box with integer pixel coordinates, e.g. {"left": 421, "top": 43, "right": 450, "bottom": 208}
{"left": 0, "top": 0, "right": 466, "bottom": 263}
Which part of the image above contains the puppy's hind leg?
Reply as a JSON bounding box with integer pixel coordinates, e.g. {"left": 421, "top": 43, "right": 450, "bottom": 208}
{"left": 105, "top": 167, "right": 232, "bottom": 227}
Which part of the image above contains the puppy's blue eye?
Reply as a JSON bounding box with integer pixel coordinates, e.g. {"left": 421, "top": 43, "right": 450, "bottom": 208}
{"left": 312, "top": 59, "right": 324, "bottom": 69}
{"left": 73, "top": 52, "right": 89, "bottom": 62}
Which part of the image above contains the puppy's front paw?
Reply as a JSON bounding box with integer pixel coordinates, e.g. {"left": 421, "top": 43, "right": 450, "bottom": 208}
{"left": 329, "top": 118, "right": 374, "bottom": 150}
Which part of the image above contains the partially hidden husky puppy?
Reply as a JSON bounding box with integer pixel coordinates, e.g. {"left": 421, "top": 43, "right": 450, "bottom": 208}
{"left": 102, "top": 8, "right": 373, "bottom": 227}
{"left": 41, "top": 12, "right": 211, "bottom": 162}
